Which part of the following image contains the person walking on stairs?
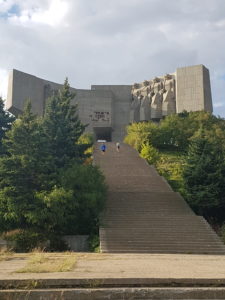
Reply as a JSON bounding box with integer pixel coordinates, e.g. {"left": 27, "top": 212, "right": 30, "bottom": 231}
{"left": 116, "top": 142, "right": 120, "bottom": 152}
{"left": 100, "top": 143, "right": 106, "bottom": 154}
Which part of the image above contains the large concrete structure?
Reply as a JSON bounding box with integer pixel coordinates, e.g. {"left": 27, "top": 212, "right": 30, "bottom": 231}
{"left": 6, "top": 64, "right": 213, "bottom": 141}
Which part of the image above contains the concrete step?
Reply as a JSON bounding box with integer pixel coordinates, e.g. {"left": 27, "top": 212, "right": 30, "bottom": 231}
{"left": 3, "top": 287, "right": 225, "bottom": 298}
{"left": 100, "top": 240, "right": 225, "bottom": 246}
{"left": 103, "top": 207, "right": 193, "bottom": 212}
{"left": 101, "top": 248, "right": 225, "bottom": 255}
{"left": 101, "top": 216, "right": 206, "bottom": 223}
{"left": 101, "top": 242, "right": 225, "bottom": 254}
{"left": 100, "top": 229, "right": 222, "bottom": 238}
{"left": 100, "top": 225, "right": 217, "bottom": 230}
{"left": 100, "top": 241, "right": 224, "bottom": 247}
{"left": 106, "top": 191, "right": 187, "bottom": 199}
{"left": 100, "top": 231, "right": 221, "bottom": 237}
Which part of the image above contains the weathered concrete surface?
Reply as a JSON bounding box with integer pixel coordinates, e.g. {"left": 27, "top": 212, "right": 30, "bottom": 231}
{"left": 62, "top": 235, "right": 89, "bottom": 252}
{"left": 1, "top": 253, "right": 225, "bottom": 281}
{"left": 176, "top": 64, "right": 213, "bottom": 113}
{"left": 1, "top": 287, "right": 225, "bottom": 300}
{"left": 1, "top": 253, "right": 225, "bottom": 299}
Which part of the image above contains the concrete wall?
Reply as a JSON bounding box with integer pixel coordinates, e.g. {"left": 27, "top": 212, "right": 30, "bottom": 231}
{"left": 6, "top": 69, "right": 45, "bottom": 115}
{"left": 203, "top": 66, "right": 213, "bottom": 112}
{"left": 6, "top": 70, "right": 130, "bottom": 141}
{"left": 74, "top": 89, "right": 113, "bottom": 134}
{"left": 62, "top": 235, "right": 89, "bottom": 251}
{"left": 6, "top": 66, "right": 213, "bottom": 141}
{"left": 176, "top": 65, "right": 213, "bottom": 113}
{"left": 6, "top": 69, "right": 66, "bottom": 116}
{"left": 92, "top": 85, "right": 132, "bottom": 141}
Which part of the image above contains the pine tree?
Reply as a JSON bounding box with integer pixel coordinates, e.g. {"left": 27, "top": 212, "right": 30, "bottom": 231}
{"left": 0, "top": 97, "right": 15, "bottom": 154}
{"left": 43, "top": 79, "right": 86, "bottom": 169}
{"left": 0, "top": 102, "right": 52, "bottom": 231}
{"left": 183, "top": 130, "right": 225, "bottom": 221}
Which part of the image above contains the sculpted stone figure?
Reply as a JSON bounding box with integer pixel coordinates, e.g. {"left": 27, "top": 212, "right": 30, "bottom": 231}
{"left": 151, "top": 90, "right": 163, "bottom": 120}
{"left": 162, "top": 75, "right": 176, "bottom": 116}
{"left": 139, "top": 95, "right": 151, "bottom": 121}
{"left": 130, "top": 89, "right": 141, "bottom": 122}
{"left": 131, "top": 73, "right": 177, "bottom": 121}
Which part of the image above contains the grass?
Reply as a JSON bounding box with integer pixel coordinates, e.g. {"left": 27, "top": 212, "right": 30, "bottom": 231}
{"left": 16, "top": 252, "right": 77, "bottom": 273}
{"left": 0, "top": 249, "right": 13, "bottom": 262}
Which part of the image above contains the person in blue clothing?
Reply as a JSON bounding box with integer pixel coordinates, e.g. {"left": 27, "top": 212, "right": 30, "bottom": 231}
{"left": 100, "top": 143, "right": 106, "bottom": 154}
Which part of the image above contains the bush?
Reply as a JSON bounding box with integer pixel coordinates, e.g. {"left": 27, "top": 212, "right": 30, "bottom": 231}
{"left": 124, "top": 122, "right": 159, "bottom": 151}
{"left": 88, "top": 234, "right": 100, "bottom": 252}
{"left": 140, "top": 142, "right": 160, "bottom": 165}
{"left": 61, "top": 163, "right": 107, "bottom": 235}
{"left": 156, "top": 151, "right": 185, "bottom": 194}
{"left": 77, "top": 133, "right": 94, "bottom": 164}
{"left": 2, "top": 229, "right": 47, "bottom": 252}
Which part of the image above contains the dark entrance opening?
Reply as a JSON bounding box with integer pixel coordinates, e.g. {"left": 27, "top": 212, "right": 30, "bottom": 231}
{"left": 94, "top": 127, "right": 112, "bottom": 142}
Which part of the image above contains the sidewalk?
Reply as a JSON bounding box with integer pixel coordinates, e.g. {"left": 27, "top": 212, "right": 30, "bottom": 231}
{"left": 0, "top": 253, "right": 225, "bottom": 281}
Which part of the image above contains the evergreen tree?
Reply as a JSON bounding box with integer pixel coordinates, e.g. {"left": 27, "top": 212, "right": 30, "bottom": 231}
{"left": 0, "top": 97, "right": 15, "bottom": 153}
{"left": 43, "top": 79, "right": 86, "bottom": 169}
{"left": 0, "top": 102, "right": 52, "bottom": 231}
{"left": 183, "top": 130, "right": 225, "bottom": 222}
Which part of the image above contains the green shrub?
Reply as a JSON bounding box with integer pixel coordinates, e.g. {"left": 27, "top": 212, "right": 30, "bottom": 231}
{"left": 88, "top": 234, "right": 100, "bottom": 252}
{"left": 156, "top": 151, "right": 185, "bottom": 194}
{"left": 140, "top": 142, "right": 160, "bottom": 165}
{"left": 2, "top": 229, "right": 47, "bottom": 252}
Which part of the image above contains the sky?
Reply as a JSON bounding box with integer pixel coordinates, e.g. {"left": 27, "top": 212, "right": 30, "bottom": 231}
{"left": 0, "top": 0, "right": 225, "bottom": 116}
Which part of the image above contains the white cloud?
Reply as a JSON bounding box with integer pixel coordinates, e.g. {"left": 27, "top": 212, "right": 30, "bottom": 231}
{"left": 1, "top": 0, "right": 225, "bottom": 116}
{"left": 0, "top": 0, "right": 15, "bottom": 13}
{"left": 9, "top": 0, "right": 69, "bottom": 26}
{"left": 0, "top": 68, "right": 9, "bottom": 99}
{"left": 214, "top": 102, "right": 225, "bottom": 108}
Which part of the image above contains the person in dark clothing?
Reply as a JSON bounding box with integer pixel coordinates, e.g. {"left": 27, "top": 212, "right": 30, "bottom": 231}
{"left": 116, "top": 142, "right": 120, "bottom": 152}
{"left": 100, "top": 143, "right": 106, "bottom": 154}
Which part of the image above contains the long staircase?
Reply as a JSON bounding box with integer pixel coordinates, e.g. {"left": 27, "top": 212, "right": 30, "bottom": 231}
{"left": 94, "top": 142, "right": 225, "bottom": 254}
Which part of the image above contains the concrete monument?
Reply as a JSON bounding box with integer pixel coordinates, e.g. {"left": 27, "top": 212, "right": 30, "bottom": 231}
{"left": 6, "top": 64, "right": 213, "bottom": 141}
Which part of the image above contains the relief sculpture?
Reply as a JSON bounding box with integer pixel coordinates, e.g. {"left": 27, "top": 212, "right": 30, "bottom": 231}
{"left": 131, "top": 73, "right": 176, "bottom": 122}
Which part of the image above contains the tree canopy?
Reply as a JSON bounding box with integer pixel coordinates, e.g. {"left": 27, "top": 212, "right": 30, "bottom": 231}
{"left": 183, "top": 129, "right": 225, "bottom": 222}
{"left": 0, "top": 97, "right": 15, "bottom": 154}
{"left": 0, "top": 80, "right": 107, "bottom": 251}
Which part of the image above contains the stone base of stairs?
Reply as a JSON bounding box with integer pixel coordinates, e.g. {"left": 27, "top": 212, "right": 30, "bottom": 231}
{"left": 1, "top": 287, "right": 225, "bottom": 300}
{"left": 1, "top": 278, "right": 225, "bottom": 300}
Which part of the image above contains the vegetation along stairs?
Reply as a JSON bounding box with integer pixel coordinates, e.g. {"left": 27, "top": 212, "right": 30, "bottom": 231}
{"left": 94, "top": 142, "right": 225, "bottom": 254}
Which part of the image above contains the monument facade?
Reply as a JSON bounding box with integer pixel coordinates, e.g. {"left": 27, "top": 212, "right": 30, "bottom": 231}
{"left": 6, "top": 64, "right": 213, "bottom": 141}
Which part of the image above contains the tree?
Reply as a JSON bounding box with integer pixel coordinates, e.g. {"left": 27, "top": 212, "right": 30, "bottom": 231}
{"left": 42, "top": 78, "right": 86, "bottom": 169}
{"left": 0, "top": 81, "right": 107, "bottom": 250}
{"left": 183, "top": 130, "right": 225, "bottom": 222}
{"left": 34, "top": 163, "right": 107, "bottom": 236}
{"left": 0, "top": 97, "right": 15, "bottom": 154}
{"left": 0, "top": 102, "right": 52, "bottom": 231}
{"left": 159, "top": 113, "right": 195, "bottom": 151}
